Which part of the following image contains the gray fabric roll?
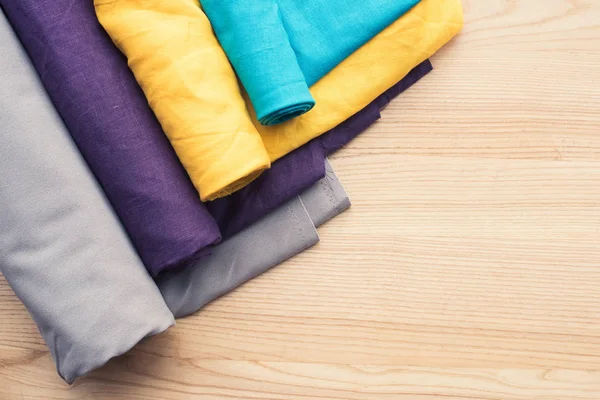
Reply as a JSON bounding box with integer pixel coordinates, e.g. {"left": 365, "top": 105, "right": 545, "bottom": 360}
{"left": 0, "top": 11, "right": 175, "bottom": 384}
{"left": 158, "top": 160, "right": 350, "bottom": 318}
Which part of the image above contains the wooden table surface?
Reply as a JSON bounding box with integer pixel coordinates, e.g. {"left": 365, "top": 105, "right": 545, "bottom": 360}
{"left": 2, "top": 0, "right": 600, "bottom": 398}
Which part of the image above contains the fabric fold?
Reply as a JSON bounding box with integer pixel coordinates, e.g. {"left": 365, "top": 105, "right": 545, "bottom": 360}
{"left": 0, "top": 0, "right": 222, "bottom": 276}
{"left": 94, "top": 0, "right": 271, "bottom": 201}
{"left": 158, "top": 160, "right": 349, "bottom": 318}
{"left": 200, "top": 0, "right": 419, "bottom": 125}
{"left": 0, "top": 10, "right": 174, "bottom": 384}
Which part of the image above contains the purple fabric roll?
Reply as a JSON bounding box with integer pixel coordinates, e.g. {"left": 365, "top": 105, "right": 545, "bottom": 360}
{"left": 209, "top": 59, "right": 433, "bottom": 237}
{"left": 1, "top": 0, "right": 222, "bottom": 277}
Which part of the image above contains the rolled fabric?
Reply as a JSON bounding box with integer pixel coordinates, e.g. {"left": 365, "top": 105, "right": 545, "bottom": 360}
{"left": 95, "top": 0, "right": 462, "bottom": 199}
{"left": 158, "top": 160, "right": 349, "bottom": 318}
{"left": 94, "top": 0, "right": 271, "bottom": 201}
{"left": 0, "top": 0, "right": 222, "bottom": 276}
{"left": 200, "top": 0, "right": 419, "bottom": 125}
{"left": 202, "top": 1, "right": 315, "bottom": 125}
{"left": 208, "top": 59, "right": 433, "bottom": 237}
{"left": 0, "top": 11, "right": 174, "bottom": 384}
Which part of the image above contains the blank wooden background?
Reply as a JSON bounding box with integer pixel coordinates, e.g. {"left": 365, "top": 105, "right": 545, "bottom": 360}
{"left": 2, "top": 0, "right": 600, "bottom": 398}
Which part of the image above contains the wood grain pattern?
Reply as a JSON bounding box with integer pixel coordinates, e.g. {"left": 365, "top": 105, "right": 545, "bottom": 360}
{"left": 2, "top": 0, "right": 600, "bottom": 398}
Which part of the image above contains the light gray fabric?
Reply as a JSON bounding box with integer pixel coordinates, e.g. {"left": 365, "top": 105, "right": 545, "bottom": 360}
{"left": 0, "top": 11, "right": 175, "bottom": 384}
{"left": 158, "top": 161, "right": 350, "bottom": 318}
{"left": 301, "top": 160, "right": 351, "bottom": 227}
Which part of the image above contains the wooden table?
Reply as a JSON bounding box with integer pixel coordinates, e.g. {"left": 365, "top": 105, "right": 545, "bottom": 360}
{"left": 2, "top": 0, "right": 600, "bottom": 398}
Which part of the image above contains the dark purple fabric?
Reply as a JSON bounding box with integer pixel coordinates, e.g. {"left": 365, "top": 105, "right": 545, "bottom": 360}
{"left": 209, "top": 59, "right": 433, "bottom": 237}
{"left": 1, "top": 0, "right": 221, "bottom": 277}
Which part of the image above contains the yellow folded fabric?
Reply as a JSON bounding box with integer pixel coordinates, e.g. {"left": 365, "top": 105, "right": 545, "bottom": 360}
{"left": 95, "top": 0, "right": 270, "bottom": 201}
{"left": 258, "top": 0, "right": 464, "bottom": 160}
{"left": 95, "top": 0, "right": 462, "bottom": 199}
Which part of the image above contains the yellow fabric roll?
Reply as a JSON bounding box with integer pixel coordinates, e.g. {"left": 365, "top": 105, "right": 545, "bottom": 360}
{"left": 95, "top": 0, "right": 271, "bottom": 201}
{"left": 95, "top": 0, "right": 462, "bottom": 199}
{"left": 258, "top": 0, "right": 464, "bottom": 160}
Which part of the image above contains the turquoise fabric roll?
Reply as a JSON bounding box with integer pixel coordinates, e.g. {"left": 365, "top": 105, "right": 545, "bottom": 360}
{"left": 201, "top": 0, "right": 420, "bottom": 125}
{"left": 205, "top": 1, "right": 315, "bottom": 126}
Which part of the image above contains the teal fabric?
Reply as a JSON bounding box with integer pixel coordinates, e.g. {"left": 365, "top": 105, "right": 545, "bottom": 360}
{"left": 201, "top": 0, "right": 420, "bottom": 126}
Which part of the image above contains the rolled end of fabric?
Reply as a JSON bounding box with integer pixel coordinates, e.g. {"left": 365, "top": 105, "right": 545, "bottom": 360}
{"left": 197, "top": 135, "right": 271, "bottom": 201}
{"left": 236, "top": 44, "right": 316, "bottom": 126}
{"left": 61, "top": 315, "right": 175, "bottom": 384}
{"left": 259, "top": 99, "right": 316, "bottom": 126}
{"left": 203, "top": 164, "right": 268, "bottom": 201}
{"left": 251, "top": 72, "right": 316, "bottom": 126}
{"left": 201, "top": 0, "right": 315, "bottom": 126}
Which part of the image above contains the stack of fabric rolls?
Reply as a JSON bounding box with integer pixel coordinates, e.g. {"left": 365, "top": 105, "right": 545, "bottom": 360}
{"left": 0, "top": 0, "right": 463, "bottom": 383}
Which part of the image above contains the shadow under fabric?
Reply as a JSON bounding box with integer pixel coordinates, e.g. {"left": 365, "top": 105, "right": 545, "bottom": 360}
{"left": 0, "top": 10, "right": 174, "bottom": 384}
{"left": 200, "top": 0, "right": 421, "bottom": 125}
{"left": 0, "top": 0, "right": 221, "bottom": 277}
{"left": 94, "top": 0, "right": 463, "bottom": 199}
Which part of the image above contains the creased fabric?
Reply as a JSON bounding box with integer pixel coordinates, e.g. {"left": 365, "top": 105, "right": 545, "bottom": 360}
{"left": 0, "top": 11, "right": 175, "bottom": 384}
{"left": 200, "top": 0, "right": 420, "bottom": 125}
{"left": 94, "top": 0, "right": 271, "bottom": 201}
{"left": 208, "top": 59, "right": 433, "bottom": 237}
{"left": 158, "top": 160, "right": 349, "bottom": 318}
{"left": 95, "top": 0, "right": 462, "bottom": 199}
{"left": 0, "top": 0, "right": 222, "bottom": 276}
